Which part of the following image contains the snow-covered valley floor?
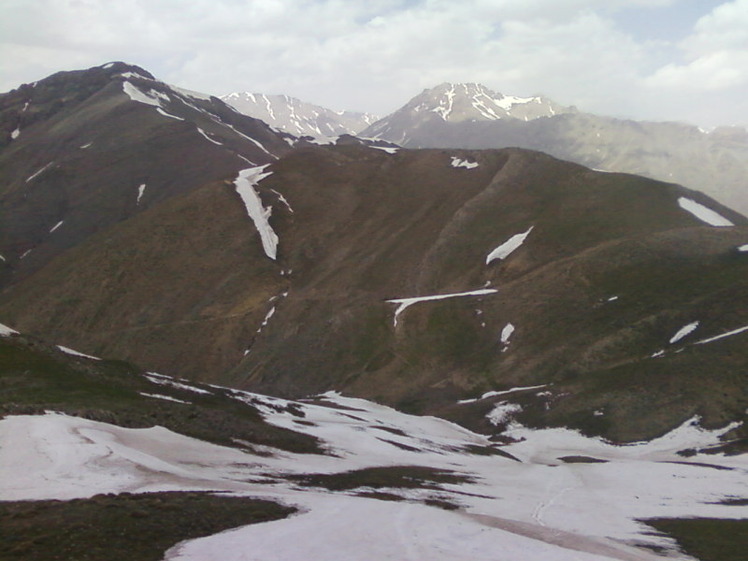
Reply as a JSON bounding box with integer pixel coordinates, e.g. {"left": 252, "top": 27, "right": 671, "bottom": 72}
{"left": 1, "top": 385, "right": 746, "bottom": 561}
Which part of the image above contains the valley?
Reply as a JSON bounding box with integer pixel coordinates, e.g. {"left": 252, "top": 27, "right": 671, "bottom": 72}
{"left": 0, "top": 62, "right": 746, "bottom": 561}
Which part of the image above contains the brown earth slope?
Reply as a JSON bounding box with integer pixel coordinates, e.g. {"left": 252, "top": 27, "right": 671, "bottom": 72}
{"left": 1, "top": 132, "right": 746, "bottom": 442}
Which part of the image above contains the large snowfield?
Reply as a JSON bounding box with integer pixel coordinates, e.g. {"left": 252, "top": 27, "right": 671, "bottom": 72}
{"left": 1, "top": 383, "right": 745, "bottom": 561}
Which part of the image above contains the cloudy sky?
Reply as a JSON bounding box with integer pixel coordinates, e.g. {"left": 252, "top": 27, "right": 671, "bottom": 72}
{"left": 2, "top": 0, "right": 746, "bottom": 127}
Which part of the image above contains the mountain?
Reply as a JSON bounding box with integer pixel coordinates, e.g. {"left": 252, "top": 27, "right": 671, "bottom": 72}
{"left": 221, "top": 92, "right": 378, "bottom": 138}
{"left": 361, "top": 83, "right": 748, "bottom": 215}
{"left": 1, "top": 323, "right": 746, "bottom": 561}
{"left": 363, "top": 82, "right": 573, "bottom": 143}
{"left": 1, "top": 63, "right": 747, "bottom": 561}
{"left": 1, "top": 79, "right": 747, "bottom": 444}
{"left": 0, "top": 61, "right": 294, "bottom": 288}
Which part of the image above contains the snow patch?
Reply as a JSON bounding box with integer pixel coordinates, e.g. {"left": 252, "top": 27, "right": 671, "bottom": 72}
{"left": 11, "top": 128, "right": 20, "bottom": 139}
{"left": 695, "top": 324, "right": 748, "bottom": 346}
{"left": 49, "top": 220, "right": 63, "bottom": 234}
{"left": 458, "top": 385, "right": 548, "bottom": 404}
{"left": 450, "top": 157, "right": 479, "bottom": 169}
{"left": 136, "top": 184, "right": 146, "bottom": 204}
{"left": 371, "top": 146, "right": 399, "bottom": 154}
{"left": 233, "top": 165, "right": 278, "bottom": 260}
{"left": 170, "top": 85, "right": 212, "bottom": 101}
{"left": 122, "top": 81, "right": 170, "bottom": 108}
{"left": 223, "top": 122, "right": 276, "bottom": 158}
{"left": 57, "top": 345, "right": 101, "bottom": 361}
{"left": 0, "top": 322, "right": 18, "bottom": 336}
{"left": 156, "top": 107, "right": 184, "bottom": 121}
{"left": 495, "top": 95, "right": 539, "bottom": 111}
{"left": 487, "top": 402, "right": 523, "bottom": 425}
{"left": 145, "top": 373, "right": 212, "bottom": 395}
{"left": 80, "top": 142, "right": 93, "bottom": 149}
{"left": 500, "top": 323, "right": 515, "bottom": 345}
{"left": 26, "top": 162, "right": 54, "bottom": 183}
{"left": 432, "top": 84, "right": 456, "bottom": 120}
{"left": 139, "top": 392, "right": 192, "bottom": 405}
{"left": 1, "top": 392, "right": 745, "bottom": 560}
{"left": 738, "top": 244, "right": 748, "bottom": 252}
{"left": 669, "top": 321, "right": 699, "bottom": 344}
{"left": 486, "top": 226, "right": 534, "bottom": 264}
{"left": 196, "top": 127, "right": 222, "bottom": 145}
{"left": 257, "top": 306, "right": 276, "bottom": 333}
{"left": 677, "top": 197, "right": 734, "bottom": 227}
{"left": 270, "top": 189, "right": 294, "bottom": 213}
{"left": 387, "top": 288, "right": 498, "bottom": 327}
{"left": 119, "top": 71, "right": 152, "bottom": 81}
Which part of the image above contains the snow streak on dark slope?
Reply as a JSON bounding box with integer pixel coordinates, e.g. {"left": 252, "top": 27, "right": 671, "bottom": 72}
{"left": 222, "top": 92, "right": 377, "bottom": 138}
{"left": 0, "top": 61, "right": 293, "bottom": 285}
{"left": 361, "top": 83, "right": 748, "bottom": 215}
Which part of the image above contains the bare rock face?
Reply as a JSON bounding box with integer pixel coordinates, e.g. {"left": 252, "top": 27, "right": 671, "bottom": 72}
{"left": 1, "top": 66, "right": 747, "bottom": 444}
{"left": 362, "top": 83, "right": 748, "bottom": 216}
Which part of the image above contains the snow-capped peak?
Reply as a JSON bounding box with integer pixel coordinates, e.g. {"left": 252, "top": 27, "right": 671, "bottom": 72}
{"left": 401, "top": 82, "right": 570, "bottom": 124}
{"left": 221, "top": 92, "right": 378, "bottom": 139}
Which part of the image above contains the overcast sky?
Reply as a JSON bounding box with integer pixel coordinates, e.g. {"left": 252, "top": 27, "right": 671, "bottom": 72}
{"left": 2, "top": 0, "right": 746, "bottom": 128}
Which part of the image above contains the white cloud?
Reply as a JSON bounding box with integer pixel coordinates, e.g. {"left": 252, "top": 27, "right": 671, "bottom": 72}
{"left": 642, "top": 0, "right": 748, "bottom": 124}
{"left": 0, "top": 0, "right": 744, "bottom": 127}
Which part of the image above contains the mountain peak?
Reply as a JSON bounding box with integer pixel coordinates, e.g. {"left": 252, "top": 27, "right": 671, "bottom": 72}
{"left": 404, "top": 82, "right": 570, "bottom": 123}
{"left": 221, "top": 92, "right": 378, "bottom": 138}
{"left": 362, "top": 82, "right": 573, "bottom": 143}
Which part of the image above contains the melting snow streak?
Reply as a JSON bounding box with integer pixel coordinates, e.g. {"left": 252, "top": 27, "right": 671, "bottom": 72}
{"left": 450, "top": 157, "right": 478, "bottom": 169}
{"left": 669, "top": 321, "right": 699, "bottom": 344}
{"left": 695, "top": 325, "right": 748, "bottom": 346}
{"left": 677, "top": 197, "right": 734, "bottom": 227}
{"left": 137, "top": 184, "right": 146, "bottom": 204}
{"left": 487, "top": 402, "right": 522, "bottom": 425}
{"left": 371, "top": 146, "right": 399, "bottom": 154}
{"left": 26, "top": 162, "right": 54, "bottom": 183}
{"left": 500, "top": 323, "right": 515, "bottom": 351}
{"left": 122, "top": 81, "right": 167, "bottom": 107}
{"left": 486, "top": 226, "right": 534, "bottom": 264}
{"left": 57, "top": 345, "right": 101, "bottom": 361}
{"left": 196, "top": 127, "right": 222, "bottom": 145}
{"left": 234, "top": 165, "right": 278, "bottom": 260}
{"left": 0, "top": 322, "right": 18, "bottom": 336}
{"left": 387, "top": 288, "right": 498, "bottom": 327}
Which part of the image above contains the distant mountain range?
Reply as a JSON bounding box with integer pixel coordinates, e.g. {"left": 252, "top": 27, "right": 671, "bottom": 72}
{"left": 221, "top": 92, "right": 377, "bottom": 138}
{"left": 363, "top": 82, "right": 575, "bottom": 142}
{"left": 222, "top": 82, "right": 748, "bottom": 215}
{"left": 359, "top": 83, "right": 748, "bottom": 216}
